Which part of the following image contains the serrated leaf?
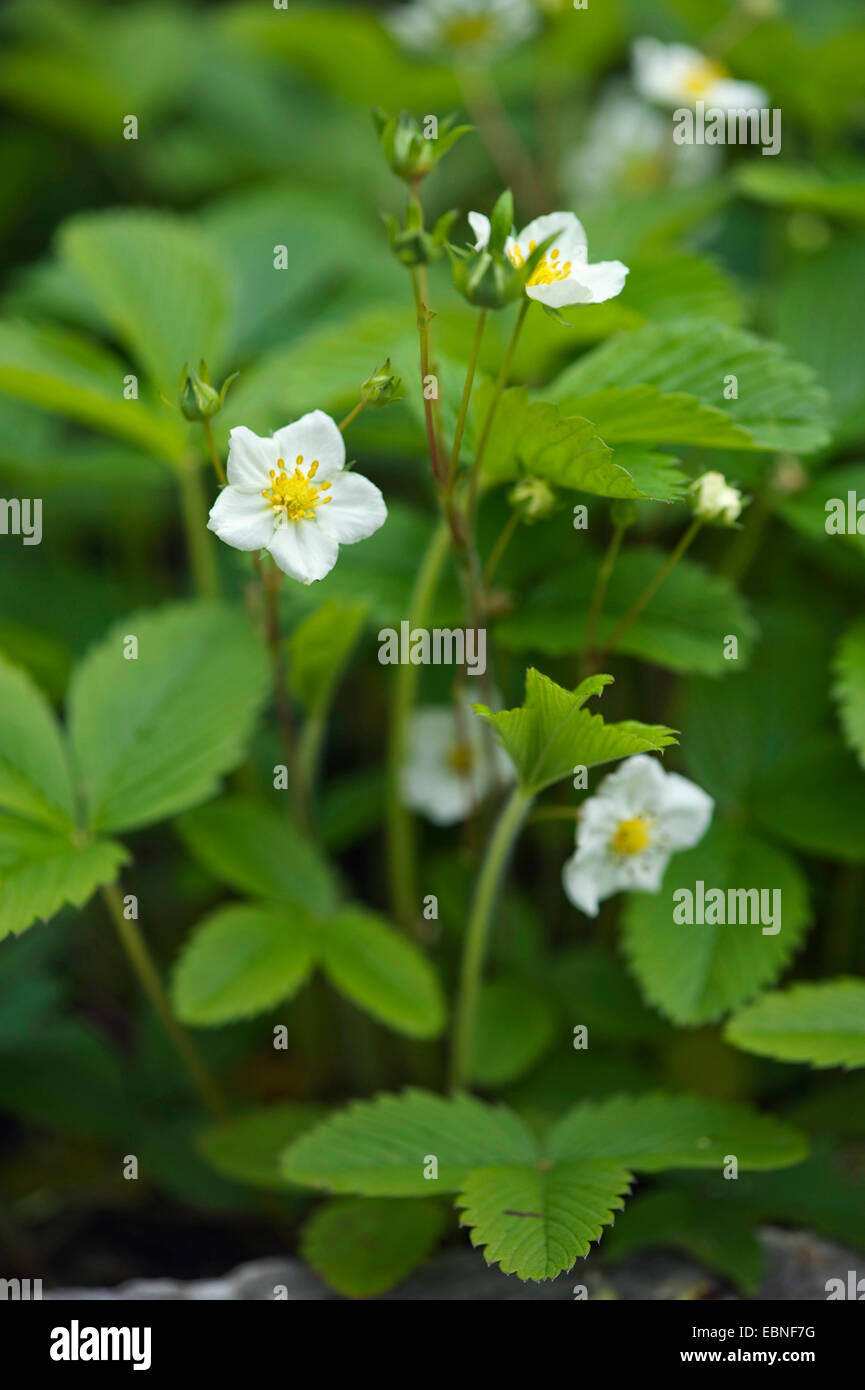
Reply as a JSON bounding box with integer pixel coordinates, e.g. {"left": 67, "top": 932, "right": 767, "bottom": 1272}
{"left": 198, "top": 1103, "right": 327, "bottom": 1190}
{"left": 622, "top": 823, "right": 812, "bottom": 1026}
{"left": 0, "top": 821, "right": 127, "bottom": 941}
{"left": 301, "top": 1197, "right": 447, "bottom": 1297}
{"left": 546, "top": 1092, "right": 807, "bottom": 1171}
{"left": 0, "top": 320, "right": 185, "bottom": 462}
{"left": 725, "top": 980, "right": 865, "bottom": 1070}
{"left": 834, "top": 619, "right": 865, "bottom": 768}
{"left": 68, "top": 602, "right": 269, "bottom": 834}
{"left": 474, "top": 668, "right": 676, "bottom": 795}
{"left": 546, "top": 319, "right": 831, "bottom": 453}
{"left": 457, "top": 1162, "right": 631, "bottom": 1281}
{"left": 555, "top": 385, "right": 752, "bottom": 449}
{"left": 281, "top": 1089, "right": 538, "bottom": 1195}
{"left": 176, "top": 797, "right": 339, "bottom": 914}
{"left": 319, "top": 908, "right": 446, "bottom": 1040}
{"left": 497, "top": 551, "right": 757, "bottom": 677}
{"left": 471, "top": 979, "right": 557, "bottom": 1087}
{"left": 172, "top": 902, "right": 317, "bottom": 1026}
{"left": 59, "top": 209, "right": 232, "bottom": 394}
{"left": 0, "top": 652, "right": 76, "bottom": 830}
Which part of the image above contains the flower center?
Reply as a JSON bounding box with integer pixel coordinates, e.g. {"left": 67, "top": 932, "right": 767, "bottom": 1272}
{"left": 682, "top": 57, "right": 727, "bottom": 97}
{"left": 508, "top": 240, "right": 572, "bottom": 286}
{"left": 262, "top": 455, "right": 332, "bottom": 522}
{"left": 611, "top": 816, "right": 651, "bottom": 856}
{"left": 447, "top": 742, "right": 474, "bottom": 777}
{"left": 444, "top": 15, "right": 493, "bottom": 45}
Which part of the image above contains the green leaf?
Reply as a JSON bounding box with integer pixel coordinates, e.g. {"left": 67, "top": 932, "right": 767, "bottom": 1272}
{"left": 59, "top": 209, "right": 232, "bottom": 395}
{"left": 319, "top": 908, "right": 446, "bottom": 1040}
{"left": 282, "top": 1089, "right": 538, "bottom": 1195}
{"left": 546, "top": 1092, "right": 807, "bottom": 1171}
{"left": 601, "top": 1186, "right": 764, "bottom": 1295}
{"left": 176, "top": 797, "right": 339, "bottom": 915}
{"left": 0, "top": 1020, "right": 132, "bottom": 1139}
{"left": 471, "top": 979, "right": 557, "bottom": 1087}
{"left": 457, "top": 1162, "right": 632, "bottom": 1281}
{"left": 725, "top": 980, "right": 865, "bottom": 1070}
{"left": 0, "top": 820, "right": 127, "bottom": 941}
{"left": 477, "top": 386, "right": 684, "bottom": 502}
{"left": 171, "top": 903, "right": 317, "bottom": 1026}
{"left": 735, "top": 162, "right": 865, "bottom": 225}
{"left": 301, "top": 1197, "right": 447, "bottom": 1297}
{"left": 546, "top": 319, "right": 831, "bottom": 453}
{"left": 622, "top": 824, "right": 812, "bottom": 1026}
{"left": 68, "top": 602, "right": 269, "bottom": 834}
{"left": 0, "top": 651, "right": 76, "bottom": 830}
{"left": 288, "top": 600, "right": 368, "bottom": 716}
{"left": 198, "top": 1103, "right": 327, "bottom": 1190}
{"left": 497, "top": 551, "right": 757, "bottom": 677}
{"left": 474, "top": 668, "right": 676, "bottom": 795}
{"left": 0, "top": 320, "right": 185, "bottom": 462}
{"left": 750, "top": 734, "right": 865, "bottom": 863}
{"left": 834, "top": 619, "right": 865, "bottom": 768}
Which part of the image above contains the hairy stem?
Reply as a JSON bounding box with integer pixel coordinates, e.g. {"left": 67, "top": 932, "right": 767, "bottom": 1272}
{"left": 177, "top": 460, "right": 220, "bottom": 599}
{"left": 447, "top": 310, "right": 488, "bottom": 499}
{"left": 466, "top": 299, "right": 530, "bottom": 529}
{"left": 202, "top": 419, "right": 227, "bottom": 484}
{"left": 598, "top": 518, "right": 703, "bottom": 662}
{"left": 581, "top": 517, "right": 628, "bottom": 676}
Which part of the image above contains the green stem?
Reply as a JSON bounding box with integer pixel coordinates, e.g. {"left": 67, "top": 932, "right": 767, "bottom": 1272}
{"left": 527, "top": 804, "right": 580, "bottom": 824}
{"left": 178, "top": 460, "right": 220, "bottom": 599}
{"left": 386, "top": 520, "right": 452, "bottom": 929}
{"left": 338, "top": 399, "right": 367, "bottom": 433}
{"left": 450, "top": 785, "right": 531, "bottom": 1089}
{"left": 202, "top": 419, "right": 227, "bottom": 485}
{"left": 410, "top": 263, "right": 446, "bottom": 488}
{"left": 447, "top": 311, "right": 488, "bottom": 498}
{"left": 101, "top": 883, "right": 225, "bottom": 1116}
{"left": 257, "top": 553, "right": 307, "bottom": 829}
{"left": 581, "top": 517, "right": 627, "bottom": 676}
{"left": 483, "top": 509, "right": 521, "bottom": 587}
{"left": 466, "top": 299, "right": 530, "bottom": 529}
{"left": 598, "top": 518, "right": 703, "bottom": 663}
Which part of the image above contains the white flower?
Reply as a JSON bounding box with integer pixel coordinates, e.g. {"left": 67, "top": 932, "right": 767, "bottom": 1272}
{"left": 469, "top": 209, "right": 629, "bottom": 309}
{"left": 690, "top": 470, "right": 745, "bottom": 525}
{"left": 632, "top": 37, "right": 768, "bottom": 112}
{"left": 207, "top": 411, "right": 387, "bottom": 585}
{"left": 562, "top": 83, "right": 720, "bottom": 203}
{"left": 562, "top": 755, "right": 713, "bottom": 916}
{"left": 386, "top": 0, "right": 538, "bottom": 60}
{"left": 400, "top": 703, "right": 515, "bottom": 825}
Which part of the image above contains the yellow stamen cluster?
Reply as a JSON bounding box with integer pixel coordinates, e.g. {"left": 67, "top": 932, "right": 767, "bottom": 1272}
{"left": 262, "top": 454, "right": 332, "bottom": 522}
{"left": 447, "top": 742, "right": 474, "bottom": 777}
{"left": 444, "top": 16, "right": 493, "bottom": 45}
{"left": 611, "top": 816, "right": 651, "bottom": 856}
{"left": 682, "top": 57, "right": 728, "bottom": 97}
{"left": 508, "top": 239, "right": 572, "bottom": 287}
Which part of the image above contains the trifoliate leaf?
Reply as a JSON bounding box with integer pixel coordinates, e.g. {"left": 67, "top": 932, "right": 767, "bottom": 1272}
{"left": 301, "top": 1197, "right": 447, "bottom": 1298}
{"left": 474, "top": 668, "right": 676, "bottom": 795}
{"left": 457, "top": 1162, "right": 632, "bottom": 1281}
{"left": 176, "top": 796, "right": 339, "bottom": 914}
{"left": 725, "top": 980, "right": 865, "bottom": 1070}
{"left": 622, "top": 823, "right": 812, "bottom": 1025}
{"left": 68, "top": 602, "right": 269, "bottom": 834}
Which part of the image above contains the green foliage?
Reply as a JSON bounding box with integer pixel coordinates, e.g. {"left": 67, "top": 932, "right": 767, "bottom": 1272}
{"left": 601, "top": 1186, "right": 764, "bottom": 1295}
{"left": 282, "top": 1088, "right": 805, "bottom": 1279}
{"left": 622, "top": 824, "right": 812, "bottom": 1025}
{"left": 725, "top": 981, "right": 865, "bottom": 1070}
{"left": 301, "top": 1197, "right": 447, "bottom": 1297}
{"left": 199, "top": 1103, "right": 328, "bottom": 1190}
{"left": 474, "top": 669, "right": 676, "bottom": 795}
{"left": 69, "top": 603, "right": 269, "bottom": 834}
{"left": 833, "top": 620, "right": 865, "bottom": 768}
{"left": 471, "top": 979, "right": 557, "bottom": 1087}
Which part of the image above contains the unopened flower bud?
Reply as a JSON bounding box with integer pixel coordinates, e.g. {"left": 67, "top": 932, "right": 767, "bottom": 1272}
{"left": 509, "top": 475, "right": 558, "bottom": 522}
{"left": 361, "top": 359, "right": 403, "bottom": 407}
{"left": 177, "top": 360, "right": 237, "bottom": 421}
{"left": 689, "top": 471, "right": 746, "bottom": 525}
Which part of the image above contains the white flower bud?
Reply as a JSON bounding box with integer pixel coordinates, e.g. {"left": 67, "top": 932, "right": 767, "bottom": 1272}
{"left": 689, "top": 471, "right": 745, "bottom": 526}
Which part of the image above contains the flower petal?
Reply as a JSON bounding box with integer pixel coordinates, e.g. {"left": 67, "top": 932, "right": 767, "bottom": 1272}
{"left": 528, "top": 258, "right": 629, "bottom": 308}
{"left": 272, "top": 410, "right": 346, "bottom": 482}
{"left": 267, "top": 518, "right": 338, "bottom": 584}
{"left": 226, "top": 426, "right": 277, "bottom": 491}
{"left": 468, "top": 210, "right": 491, "bottom": 250}
{"left": 207, "top": 486, "right": 274, "bottom": 551}
{"left": 655, "top": 772, "right": 714, "bottom": 852}
{"left": 516, "top": 211, "right": 587, "bottom": 262}
{"left": 318, "top": 471, "right": 387, "bottom": 545}
{"left": 562, "top": 850, "right": 623, "bottom": 916}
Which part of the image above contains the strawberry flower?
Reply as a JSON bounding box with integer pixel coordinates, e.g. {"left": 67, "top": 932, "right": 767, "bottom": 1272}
{"left": 632, "top": 37, "right": 768, "bottom": 112}
{"left": 469, "top": 209, "right": 629, "bottom": 309}
{"left": 207, "top": 411, "right": 387, "bottom": 585}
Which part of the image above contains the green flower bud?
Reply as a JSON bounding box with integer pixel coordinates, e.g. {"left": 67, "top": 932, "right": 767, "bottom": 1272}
{"left": 373, "top": 108, "right": 472, "bottom": 184}
{"left": 451, "top": 247, "right": 524, "bottom": 309}
{"left": 509, "top": 476, "right": 558, "bottom": 522}
{"left": 361, "top": 359, "right": 403, "bottom": 408}
{"left": 384, "top": 206, "right": 456, "bottom": 267}
{"left": 177, "top": 360, "right": 237, "bottom": 422}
